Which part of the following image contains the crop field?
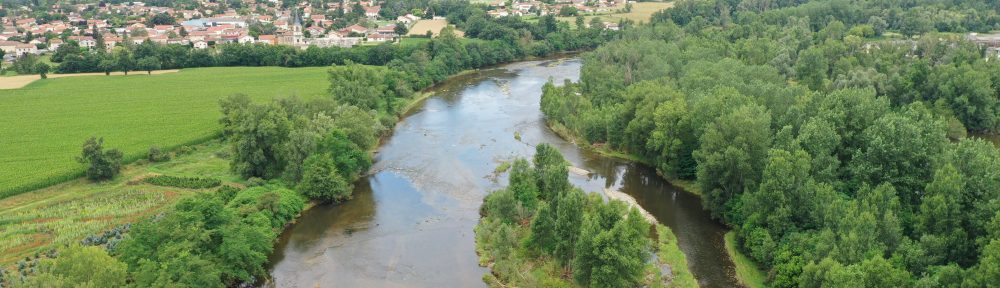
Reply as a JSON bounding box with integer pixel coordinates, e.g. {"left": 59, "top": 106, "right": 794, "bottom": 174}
{"left": 407, "top": 19, "right": 466, "bottom": 37}
{"left": 0, "top": 66, "right": 329, "bottom": 198}
{"left": 0, "top": 141, "right": 239, "bottom": 265}
{"left": 557, "top": 2, "right": 675, "bottom": 27}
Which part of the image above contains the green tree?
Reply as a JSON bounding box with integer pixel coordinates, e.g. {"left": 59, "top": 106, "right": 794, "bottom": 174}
{"left": 795, "top": 46, "right": 828, "bottom": 91}
{"left": 34, "top": 62, "right": 49, "bottom": 79}
{"left": 589, "top": 208, "right": 650, "bottom": 288}
{"left": 137, "top": 56, "right": 161, "bottom": 74}
{"left": 694, "top": 104, "right": 772, "bottom": 222}
{"left": 76, "top": 137, "right": 123, "bottom": 181}
{"left": 297, "top": 154, "right": 351, "bottom": 202}
{"left": 554, "top": 189, "right": 585, "bottom": 266}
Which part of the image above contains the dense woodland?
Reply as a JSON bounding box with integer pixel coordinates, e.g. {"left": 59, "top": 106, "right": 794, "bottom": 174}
{"left": 541, "top": 0, "right": 1000, "bottom": 286}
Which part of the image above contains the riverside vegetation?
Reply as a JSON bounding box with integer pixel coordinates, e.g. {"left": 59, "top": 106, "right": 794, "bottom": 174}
{"left": 476, "top": 144, "right": 696, "bottom": 288}
{"left": 1, "top": 2, "right": 620, "bottom": 286}
{"left": 540, "top": 0, "right": 1000, "bottom": 287}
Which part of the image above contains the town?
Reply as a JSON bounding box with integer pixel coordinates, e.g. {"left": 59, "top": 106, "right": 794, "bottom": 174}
{"left": 0, "top": 0, "right": 630, "bottom": 61}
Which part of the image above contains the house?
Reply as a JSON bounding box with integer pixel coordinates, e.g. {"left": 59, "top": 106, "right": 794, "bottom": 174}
{"left": 68, "top": 36, "right": 97, "bottom": 49}
{"left": 339, "top": 24, "right": 368, "bottom": 35}
{"left": 0, "top": 41, "right": 19, "bottom": 54}
{"left": 396, "top": 14, "right": 420, "bottom": 24}
{"left": 49, "top": 38, "right": 63, "bottom": 50}
{"left": 367, "top": 33, "right": 394, "bottom": 42}
{"left": 193, "top": 40, "right": 208, "bottom": 49}
{"left": 238, "top": 34, "right": 255, "bottom": 44}
{"left": 375, "top": 24, "right": 397, "bottom": 35}
{"left": 487, "top": 9, "right": 509, "bottom": 17}
{"left": 603, "top": 22, "right": 620, "bottom": 31}
{"left": 257, "top": 34, "right": 276, "bottom": 45}
{"left": 363, "top": 6, "right": 381, "bottom": 18}
{"left": 15, "top": 43, "right": 37, "bottom": 56}
{"left": 306, "top": 26, "right": 325, "bottom": 36}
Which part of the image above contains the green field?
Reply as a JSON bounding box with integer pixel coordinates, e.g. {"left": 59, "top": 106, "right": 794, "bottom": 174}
{"left": 0, "top": 140, "right": 241, "bottom": 265}
{"left": 0, "top": 66, "right": 330, "bottom": 198}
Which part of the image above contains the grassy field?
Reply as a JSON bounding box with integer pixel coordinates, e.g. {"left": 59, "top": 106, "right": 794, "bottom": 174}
{"left": 725, "top": 231, "right": 768, "bottom": 288}
{"left": 0, "top": 140, "right": 242, "bottom": 265}
{"left": 407, "top": 19, "right": 466, "bottom": 37}
{"left": 557, "top": 2, "right": 675, "bottom": 27}
{"left": 0, "top": 66, "right": 330, "bottom": 199}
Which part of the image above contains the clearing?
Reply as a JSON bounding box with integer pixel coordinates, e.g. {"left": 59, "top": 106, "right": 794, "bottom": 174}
{"left": 557, "top": 2, "right": 675, "bottom": 27}
{"left": 406, "top": 19, "right": 466, "bottom": 37}
{"left": 0, "top": 66, "right": 329, "bottom": 198}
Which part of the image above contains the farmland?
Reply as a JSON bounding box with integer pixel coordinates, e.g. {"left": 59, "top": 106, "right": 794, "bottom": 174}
{"left": 407, "top": 19, "right": 466, "bottom": 37}
{"left": 556, "top": 2, "right": 675, "bottom": 27}
{"left": 0, "top": 140, "right": 240, "bottom": 265}
{"left": 0, "top": 66, "right": 330, "bottom": 198}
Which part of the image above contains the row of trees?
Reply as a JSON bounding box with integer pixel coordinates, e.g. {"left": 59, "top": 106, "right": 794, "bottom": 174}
{"left": 476, "top": 144, "right": 655, "bottom": 287}
{"left": 541, "top": 1, "right": 1000, "bottom": 286}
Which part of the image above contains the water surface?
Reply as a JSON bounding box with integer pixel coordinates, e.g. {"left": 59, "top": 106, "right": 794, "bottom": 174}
{"left": 267, "top": 59, "right": 740, "bottom": 287}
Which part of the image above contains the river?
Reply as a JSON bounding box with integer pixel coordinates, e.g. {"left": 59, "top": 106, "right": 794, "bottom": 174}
{"left": 266, "top": 58, "right": 740, "bottom": 287}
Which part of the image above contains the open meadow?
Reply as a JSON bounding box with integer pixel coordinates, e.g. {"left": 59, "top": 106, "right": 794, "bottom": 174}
{"left": 407, "top": 19, "right": 466, "bottom": 37}
{"left": 0, "top": 140, "right": 241, "bottom": 266}
{"left": 0, "top": 66, "right": 330, "bottom": 198}
{"left": 557, "top": 2, "right": 675, "bottom": 27}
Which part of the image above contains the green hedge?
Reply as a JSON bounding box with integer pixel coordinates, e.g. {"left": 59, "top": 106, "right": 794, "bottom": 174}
{"left": 143, "top": 175, "right": 221, "bottom": 189}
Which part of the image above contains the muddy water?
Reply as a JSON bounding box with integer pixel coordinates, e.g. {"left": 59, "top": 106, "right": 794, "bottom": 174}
{"left": 266, "top": 59, "right": 741, "bottom": 287}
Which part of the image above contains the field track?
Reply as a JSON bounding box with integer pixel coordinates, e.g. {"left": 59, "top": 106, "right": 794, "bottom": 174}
{"left": 0, "top": 70, "right": 180, "bottom": 89}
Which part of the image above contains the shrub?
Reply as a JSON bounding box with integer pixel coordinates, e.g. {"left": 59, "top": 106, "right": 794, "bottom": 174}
{"left": 176, "top": 145, "right": 194, "bottom": 155}
{"left": 144, "top": 175, "right": 221, "bottom": 189}
{"left": 147, "top": 146, "right": 171, "bottom": 162}
{"left": 76, "top": 137, "right": 123, "bottom": 181}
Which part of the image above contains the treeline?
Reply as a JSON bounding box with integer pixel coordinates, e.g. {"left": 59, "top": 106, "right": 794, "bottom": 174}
{"left": 49, "top": 1, "right": 615, "bottom": 75}
{"left": 477, "top": 144, "right": 689, "bottom": 287}
{"left": 541, "top": 1, "right": 1000, "bottom": 286}
{"left": 656, "top": 0, "right": 1000, "bottom": 36}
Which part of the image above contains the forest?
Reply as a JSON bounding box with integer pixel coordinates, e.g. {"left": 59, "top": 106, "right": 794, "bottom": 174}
{"left": 541, "top": 0, "right": 1000, "bottom": 286}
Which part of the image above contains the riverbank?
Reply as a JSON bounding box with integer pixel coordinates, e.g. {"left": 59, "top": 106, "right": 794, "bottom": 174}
{"left": 724, "top": 232, "right": 767, "bottom": 288}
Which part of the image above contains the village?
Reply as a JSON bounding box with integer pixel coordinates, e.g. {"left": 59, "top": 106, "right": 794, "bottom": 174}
{"left": 0, "top": 0, "right": 630, "bottom": 61}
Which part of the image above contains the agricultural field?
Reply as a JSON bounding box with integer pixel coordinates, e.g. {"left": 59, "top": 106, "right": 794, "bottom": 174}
{"left": 0, "top": 141, "right": 241, "bottom": 266}
{"left": 0, "top": 66, "right": 330, "bottom": 199}
{"left": 407, "top": 19, "right": 466, "bottom": 37}
{"left": 557, "top": 2, "right": 675, "bottom": 27}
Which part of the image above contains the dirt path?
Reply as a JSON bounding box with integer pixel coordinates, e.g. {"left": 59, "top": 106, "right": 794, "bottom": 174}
{"left": 0, "top": 69, "right": 180, "bottom": 89}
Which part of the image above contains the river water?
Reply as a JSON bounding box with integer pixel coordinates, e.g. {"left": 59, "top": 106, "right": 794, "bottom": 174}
{"left": 266, "top": 58, "right": 740, "bottom": 287}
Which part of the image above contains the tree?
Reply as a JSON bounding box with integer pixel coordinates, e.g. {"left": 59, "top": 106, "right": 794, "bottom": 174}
{"left": 694, "top": 104, "right": 773, "bottom": 222}
{"left": 297, "top": 154, "right": 351, "bottom": 202}
{"left": 795, "top": 46, "right": 828, "bottom": 91}
{"left": 508, "top": 159, "right": 539, "bottom": 211}
{"left": 76, "top": 137, "right": 123, "bottom": 181}
{"left": 35, "top": 62, "right": 49, "bottom": 79}
{"left": 225, "top": 101, "right": 291, "bottom": 179}
{"left": 589, "top": 208, "right": 650, "bottom": 288}
{"left": 115, "top": 48, "right": 134, "bottom": 75}
{"left": 554, "top": 189, "right": 585, "bottom": 266}
{"left": 137, "top": 56, "right": 161, "bottom": 74}
{"left": 98, "top": 56, "right": 116, "bottom": 75}
{"left": 393, "top": 22, "right": 408, "bottom": 35}
{"left": 559, "top": 6, "right": 578, "bottom": 17}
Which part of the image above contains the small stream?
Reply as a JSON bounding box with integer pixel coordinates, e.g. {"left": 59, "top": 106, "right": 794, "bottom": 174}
{"left": 266, "top": 58, "right": 741, "bottom": 287}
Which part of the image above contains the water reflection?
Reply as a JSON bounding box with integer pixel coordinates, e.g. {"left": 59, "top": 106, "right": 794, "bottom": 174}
{"left": 267, "top": 58, "right": 740, "bottom": 288}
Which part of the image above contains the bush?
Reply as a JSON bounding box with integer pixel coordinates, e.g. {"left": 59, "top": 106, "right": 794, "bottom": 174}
{"left": 147, "top": 146, "right": 171, "bottom": 162}
{"left": 76, "top": 137, "right": 123, "bottom": 181}
{"left": 176, "top": 145, "right": 194, "bottom": 155}
{"left": 144, "top": 175, "right": 221, "bottom": 189}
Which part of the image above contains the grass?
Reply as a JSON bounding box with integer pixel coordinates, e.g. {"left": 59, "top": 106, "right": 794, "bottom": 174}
{"left": 656, "top": 224, "right": 698, "bottom": 288}
{"left": 406, "top": 19, "right": 466, "bottom": 37}
{"left": 0, "top": 66, "right": 330, "bottom": 199}
{"left": 0, "top": 140, "right": 242, "bottom": 266}
{"left": 724, "top": 232, "right": 768, "bottom": 288}
{"left": 556, "top": 2, "right": 675, "bottom": 28}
